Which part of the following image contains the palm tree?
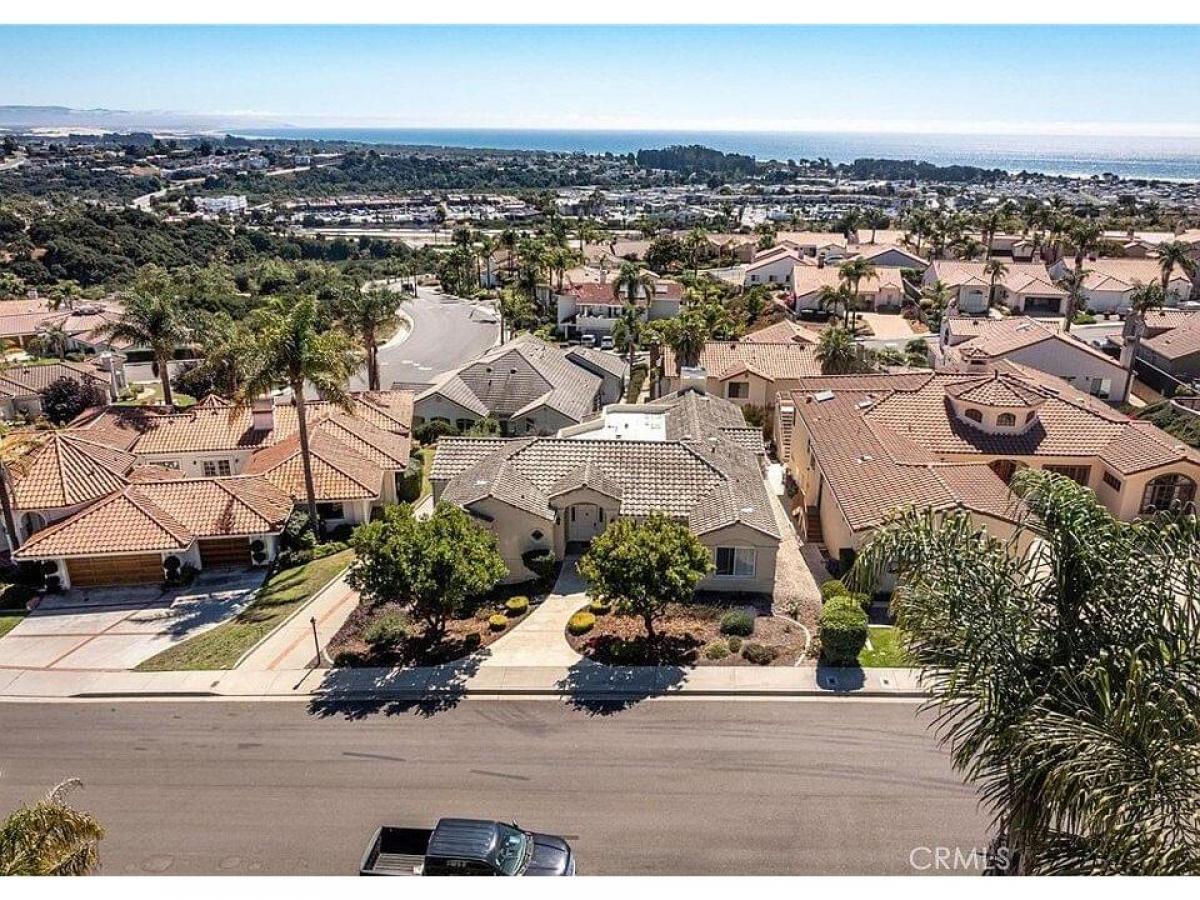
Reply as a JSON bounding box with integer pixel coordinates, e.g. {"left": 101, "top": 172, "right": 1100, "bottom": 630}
{"left": 477, "top": 233, "right": 498, "bottom": 288}
{"left": 94, "top": 267, "right": 188, "bottom": 407}
{"left": 1063, "top": 219, "right": 1104, "bottom": 333}
{"left": 837, "top": 258, "right": 876, "bottom": 332}
{"left": 612, "top": 261, "right": 656, "bottom": 321}
{"left": 1156, "top": 240, "right": 1197, "bottom": 303}
{"left": 576, "top": 218, "right": 600, "bottom": 255}
{"left": 611, "top": 302, "right": 643, "bottom": 377}
{"left": 984, "top": 259, "right": 1009, "bottom": 309}
{"left": 851, "top": 471, "right": 1200, "bottom": 875}
{"left": 192, "top": 312, "right": 254, "bottom": 398}
{"left": 864, "top": 209, "right": 888, "bottom": 244}
{"left": 32, "top": 321, "right": 70, "bottom": 360}
{"left": 336, "top": 284, "right": 405, "bottom": 391}
{"left": 1119, "top": 280, "right": 1165, "bottom": 403}
{"left": 683, "top": 228, "right": 709, "bottom": 276}
{"left": 815, "top": 284, "right": 848, "bottom": 321}
{"left": 662, "top": 311, "right": 708, "bottom": 370}
{"left": 0, "top": 779, "right": 105, "bottom": 875}
{"left": 920, "top": 278, "right": 954, "bottom": 332}
{"left": 237, "top": 295, "right": 361, "bottom": 533}
{"left": 815, "top": 325, "right": 858, "bottom": 375}
{"left": 497, "top": 288, "right": 535, "bottom": 342}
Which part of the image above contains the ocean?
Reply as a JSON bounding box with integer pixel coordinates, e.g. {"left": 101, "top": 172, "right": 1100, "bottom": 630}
{"left": 238, "top": 127, "right": 1200, "bottom": 181}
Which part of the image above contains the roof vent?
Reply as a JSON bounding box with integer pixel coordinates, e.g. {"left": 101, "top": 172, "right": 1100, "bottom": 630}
{"left": 813, "top": 390, "right": 835, "bottom": 403}
{"left": 856, "top": 454, "right": 874, "bottom": 464}
{"left": 855, "top": 398, "right": 873, "bottom": 409}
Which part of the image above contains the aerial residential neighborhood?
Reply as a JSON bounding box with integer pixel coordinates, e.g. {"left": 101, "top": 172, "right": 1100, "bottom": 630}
{"left": 0, "top": 14, "right": 1198, "bottom": 888}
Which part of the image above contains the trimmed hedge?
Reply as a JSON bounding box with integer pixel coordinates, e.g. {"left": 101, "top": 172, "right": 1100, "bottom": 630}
{"left": 818, "top": 595, "right": 869, "bottom": 665}
{"left": 727, "top": 636, "right": 743, "bottom": 654}
{"left": 505, "top": 595, "right": 530, "bottom": 616}
{"left": 719, "top": 609, "right": 755, "bottom": 637}
{"left": 820, "top": 579, "right": 850, "bottom": 601}
{"left": 568, "top": 611, "right": 596, "bottom": 635}
{"left": 521, "top": 549, "right": 559, "bottom": 585}
{"left": 589, "top": 599, "right": 612, "bottom": 615}
{"left": 704, "top": 641, "right": 730, "bottom": 660}
{"left": 363, "top": 612, "right": 407, "bottom": 648}
{"left": 488, "top": 614, "right": 509, "bottom": 632}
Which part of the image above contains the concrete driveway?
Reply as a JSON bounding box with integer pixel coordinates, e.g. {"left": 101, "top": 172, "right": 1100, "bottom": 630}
{"left": 0, "top": 569, "right": 265, "bottom": 671}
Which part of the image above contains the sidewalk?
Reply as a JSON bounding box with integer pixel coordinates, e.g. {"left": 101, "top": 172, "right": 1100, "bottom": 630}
{"left": 235, "top": 573, "right": 359, "bottom": 671}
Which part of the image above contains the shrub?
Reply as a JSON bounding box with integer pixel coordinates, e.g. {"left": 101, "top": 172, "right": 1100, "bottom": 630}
{"left": 742, "top": 642, "right": 779, "bottom": 665}
{"left": 704, "top": 641, "right": 730, "bottom": 660}
{"left": 851, "top": 592, "right": 872, "bottom": 613}
{"left": 488, "top": 613, "right": 509, "bottom": 632}
{"left": 363, "top": 612, "right": 408, "bottom": 649}
{"left": 413, "top": 419, "right": 460, "bottom": 445}
{"left": 505, "top": 595, "right": 529, "bottom": 616}
{"left": 719, "top": 609, "right": 755, "bottom": 637}
{"left": 568, "top": 611, "right": 596, "bottom": 635}
{"left": 462, "top": 633, "right": 482, "bottom": 652}
{"left": 727, "top": 636, "right": 743, "bottom": 654}
{"left": 282, "top": 509, "right": 317, "bottom": 552}
{"left": 324, "top": 522, "right": 354, "bottom": 543}
{"left": 818, "top": 595, "right": 869, "bottom": 666}
{"left": 589, "top": 599, "right": 611, "bottom": 615}
{"left": 521, "top": 549, "right": 559, "bottom": 585}
{"left": 820, "top": 579, "right": 850, "bottom": 601}
{"left": 250, "top": 539, "right": 267, "bottom": 565}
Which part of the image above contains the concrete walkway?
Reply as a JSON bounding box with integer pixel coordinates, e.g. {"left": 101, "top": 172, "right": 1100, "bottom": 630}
{"left": 236, "top": 573, "right": 359, "bottom": 671}
{"left": 479, "top": 563, "right": 585, "bottom": 668}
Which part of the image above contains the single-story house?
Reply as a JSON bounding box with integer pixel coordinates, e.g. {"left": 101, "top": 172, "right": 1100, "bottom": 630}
{"left": 660, "top": 339, "right": 823, "bottom": 408}
{"left": 792, "top": 265, "right": 906, "bottom": 313}
{"left": 1047, "top": 256, "right": 1193, "bottom": 314}
{"left": 564, "top": 346, "right": 630, "bottom": 405}
{"left": 925, "top": 261, "right": 1068, "bottom": 316}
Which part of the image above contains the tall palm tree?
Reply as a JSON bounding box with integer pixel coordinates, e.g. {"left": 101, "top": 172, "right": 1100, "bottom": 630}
{"left": 1060, "top": 267, "right": 1091, "bottom": 332}
{"left": 837, "top": 258, "right": 876, "bottom": 332}
{"left": 336, "top": 284, "right": 405, "bottom": 391}
{"left": 920, "top": 278, "right": 954, "bottom": 331}
{"left": 662, "top": 311, "right": 708, "bottom": 371}
{"left": 1156, "top": 240, "right": 1197, "bottom": 303}
{"left": 611, "top": 302, "right": 644, "bottom": 377}
{"left": 864, "top": 209, "right": 887, "bottom": 244}
{"left": 1063, "top": 219, "right": 1104, "bottom": 333}
{"left": 815, "top": 284, "right": 848, "bottom": 321}
{"left": 0, "top": 779, "right": 105, "bottom": 875}
{"left": 32, "top": 321, "right": 70, "bottom": 360}
{"left": 612, "top": 261, "right": 656, "bottom": 321}
{"left": 1119, "top": 280, "right": 1165, "bottom": 404}
{"left": 984, "top": 259, "right": 1009, "bottom": 310}
{"left": 192, "top": 312, "right": 254, "bottom": 398}
{"left": 94, "top": 267, "right": 188, "bottom": 407}
{"left": 815, "top": 325, "right": 858, "bottom": 375}
{"left": 851, "top": 471, "right": 1200, "bottom": 875}
{"left": 237, "top": 295, "right": 360, "bottom": 532}
{"left": 477, "top": 233, "right": 498, "bottom": 288}
{"left": 683, "top": 228, "right": 709, "bottom": 276}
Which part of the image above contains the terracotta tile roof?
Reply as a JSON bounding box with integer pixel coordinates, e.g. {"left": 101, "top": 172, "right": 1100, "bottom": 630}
{"left": 6, "top": 434, "right": 134, "bottom": 510}
{"left": 566, "top": 279, "right": 682, "bottom": 306}
{"left": 664, "top": 340, "right": 823, "bottom": 381}
{"left": 63, "top": 406, "right": 165, "bottom": 451}
{"left": 126, "top": 463, "right": 186, "bottom": 483}
{"left": 419, "top": 335, "right": 601, "bottom": 424}
{"left": 743, "top": 320, "right": 819, "bottom": 345}
{"left": 946, "top": 371, "right": 1047, "bottom": 407}
{"left": 1142, "top": 316, "right": 1200, "bottom": 361}
{"left": 791, "top": 265, "right": 904, "bottom": 298}
{"left": 13, "top": 476, "right": 293, "bottom": 560}
{"left": 243, "top": 429, "right": 385, "bottom": 501}
{"left": 564, "top": 346, "right": 630, "bottom": 379}
{"left": 932, "top": 261, "right": 1066, "bottom": 296}
{"left": 0, "top": 360, "right": 112, "bottom": 399}
{"left": 1072, "top": 257, "right": 1189, "bottom": 292}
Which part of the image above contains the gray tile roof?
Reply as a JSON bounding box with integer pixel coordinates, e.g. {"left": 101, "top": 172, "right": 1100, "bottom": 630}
{"left": 419, "top": 334, "right": 601, "bottom": 424}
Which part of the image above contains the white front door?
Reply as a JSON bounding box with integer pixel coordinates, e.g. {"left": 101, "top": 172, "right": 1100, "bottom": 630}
{"left": 567, "top": 504, "right": 606, "bottom": 542}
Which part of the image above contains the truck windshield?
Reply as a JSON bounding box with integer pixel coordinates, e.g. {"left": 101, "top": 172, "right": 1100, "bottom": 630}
{"left": 491, "top": 824, "right": 532, "bottom": 876}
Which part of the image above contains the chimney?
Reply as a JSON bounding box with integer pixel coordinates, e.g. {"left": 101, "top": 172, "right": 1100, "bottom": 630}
{"left": 816, "top": 252, "right": 825, "bottom": 269}
{"left": 251, "top": 396, "right": 275, "bottom": 433}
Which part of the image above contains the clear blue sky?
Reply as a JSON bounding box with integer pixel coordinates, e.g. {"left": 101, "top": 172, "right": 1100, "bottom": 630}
{"left": 2, "top": 25, "right": 1198, "bottom": 134}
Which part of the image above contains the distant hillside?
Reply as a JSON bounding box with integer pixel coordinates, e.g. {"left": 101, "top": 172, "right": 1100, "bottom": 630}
{"left": 0, "top": 105, "right": 292, "bottom": 133}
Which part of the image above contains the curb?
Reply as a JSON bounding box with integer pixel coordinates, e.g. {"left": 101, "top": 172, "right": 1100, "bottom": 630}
{"left": 62, "top": 686, "right": 925, "bottom": 701}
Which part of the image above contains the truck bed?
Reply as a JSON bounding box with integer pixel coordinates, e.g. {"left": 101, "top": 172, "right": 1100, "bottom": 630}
{"left": 360, "top": 826, "right": 433, "bottom": 876}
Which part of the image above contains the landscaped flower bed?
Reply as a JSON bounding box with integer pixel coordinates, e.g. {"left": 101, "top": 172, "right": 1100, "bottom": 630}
{"left": 565, "top": 602, "right": 810, "bottom": 667}
{"left": 328, "top": 588, "right": 533, "bottom": 667}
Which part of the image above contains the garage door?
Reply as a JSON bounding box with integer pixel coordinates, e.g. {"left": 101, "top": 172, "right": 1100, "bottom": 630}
{"left": 67, "top": 554, "right": 163, "bottom": 588}
{"left": 198, "top": 537, "right": 252, "bottom": 568}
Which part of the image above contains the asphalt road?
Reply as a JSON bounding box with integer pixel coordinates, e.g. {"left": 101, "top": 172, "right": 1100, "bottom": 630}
{"left": 0, "top": 698, "right": 988, "bottom": 876}
{"left": 362, "top": 286, "right": 499, "bottom": 391}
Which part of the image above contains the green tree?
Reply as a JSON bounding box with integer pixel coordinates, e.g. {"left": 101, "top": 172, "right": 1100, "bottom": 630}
{"left": 237, "top": 295, "right": 360, "bottom": 531}
{"left": 578, "top": 513, "right": 714, "bottom": 641}
{"left": 497, "top": 287, "right": 536, "bottom": 341}
{"left": 1119, "top": 280, "right": 1165, "bottom": 403}
{"left": 815, "top": 325, "right": 859, "bottom": 375}
{"left": 611, "top": 301, "right": 644, "bottom": 376}
{"left": 94, "top": 266, "right": 188, "bottom": 407}
{"left": 0, "top": 779, "right": 105, "bottom": 875}
{"left": 660, "top": 310, "right": 709, "bottom": 370}
{"left": 837, "top": 258, "right": 876, "bottom": 332}
{"left": 189, "top": 312, "right": 254, "bottom": 398}
{"left": 348, "top": 503, "right": 507, "bottom": 642}
{"left": 984, "top": 259, "right": 1009, "bottom": 309}
{"left": 1156, "top": 240, "right": 1197, "bottom": 302}
{"left": 337, "top": 284, "right": 405, "bottom": 391}
{"left": 1064, "top": 219, "right": 1103, "bottom": 333}
{"left": 31, "top": 321, "right": 70, "bottom": 360}
{"left": 612, "top": 261, "right": 655, "bottom": 319}
{"left": 851, "top": 471, "right": 1200, "bottom": 875}
{"left": 39, "top": 376, "right": 108, "bottom": 425}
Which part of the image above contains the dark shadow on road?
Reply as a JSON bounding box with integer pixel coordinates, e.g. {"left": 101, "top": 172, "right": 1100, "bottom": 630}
{"left": 555, "top": 659, "right": 686, "bottom": 716}
{"left": 306, "top": 648, "right": 490, "bottom": 720}
{"left": 815, "top": 664, "right": 866, "bottom": 693}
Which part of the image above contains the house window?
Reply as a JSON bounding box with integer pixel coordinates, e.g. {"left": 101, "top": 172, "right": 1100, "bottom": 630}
{"left": 1044, "top": 464, "right": 1091, "bottom": 486}
{"left": 727, "top": 382, "right": 749, "bottom": 400}
{"left": 989, "top": 459, "right": 1020, "bottom": 484}
{"left": 455, "top": 418, "right": 473, "bottom": 431}
{"left": 1025, "top": 411, "right": 1036, "bottom": 423}
{"left": 1090, "top": 378, "right": 1112, "bottom": 399}
{"left": 715, "top": 547, "right": 756, "bottom": 578}
{"left": 964, "top": 408, "right": 983, "bottom": 423}
{"left": 202, "top": 459, "right": 232, "bottom": 477}
{"left": 996, "top": 413, "right": 1017, "bottom": 427}
{"left": 1140, "top": 473, "right": 1197, "bottom": 514}
{"left": 317, "top": 502, "right": 345, "bottom": 520}
{"left": 1102, "top": 471, "right": 1122, "bottom": 491}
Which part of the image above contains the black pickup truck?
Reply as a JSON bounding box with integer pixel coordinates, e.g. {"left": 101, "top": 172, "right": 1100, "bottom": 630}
{"left": 359, "top": 818, "right": 575, "bottom": 876}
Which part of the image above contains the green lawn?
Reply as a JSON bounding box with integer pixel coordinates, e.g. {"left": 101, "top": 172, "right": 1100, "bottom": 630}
{"left": 859, "top": 625, "right": 910, "bottom": 668}
{"left": 136, "top": 549, "right": 354, "bottom": 671}
{"left": 117, "top": 382, "right": 196, "bottom": 408}
{"left": 0, "top": 612, "right": 26, "bottom": 638}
